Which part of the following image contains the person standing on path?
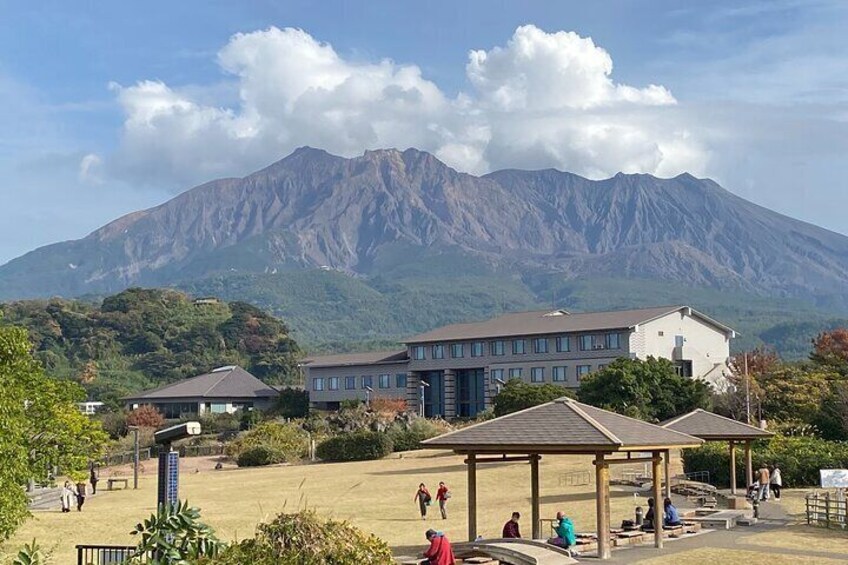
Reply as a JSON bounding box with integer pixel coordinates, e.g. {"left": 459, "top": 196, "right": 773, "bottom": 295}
{"left": 75, "top": 480, "right": 87, "bottom": 511}
{"left": 770, "top": 464, "right": 782, "bottom": 501}
{"left": 414, "top": 483, "right": 432, "bottom": 520}
{"left": 436, "top": 481, "right": 449, "bottom": 520}
{"left": 60, "top": 481, "right": 75, "bottom": 513}
{"left": 757, "top": 465, "right": 771, "bottom": 501}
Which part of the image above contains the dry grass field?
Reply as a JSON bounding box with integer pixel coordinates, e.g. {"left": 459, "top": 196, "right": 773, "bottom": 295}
{"left": 2, "top": 449, "right": 662, "bottom": 563}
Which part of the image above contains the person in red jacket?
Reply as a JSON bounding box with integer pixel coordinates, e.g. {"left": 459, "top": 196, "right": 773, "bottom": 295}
{"left": 436, "top": 481, "right": 450, "bottom": 519}
{"left": 502, "top": 511, "right": 521, "bottom": 538}
{"left": 421, "top": 529, "right": 455, "bottom": 565}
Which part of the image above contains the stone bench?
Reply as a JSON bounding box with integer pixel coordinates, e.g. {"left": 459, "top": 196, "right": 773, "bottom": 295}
{"left": 107, "top": 477, "right": 130, "bottom": 490}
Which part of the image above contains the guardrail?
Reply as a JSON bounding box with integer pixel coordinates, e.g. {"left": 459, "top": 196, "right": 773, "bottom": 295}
{"left": 101, "top": 444, "right": 225, "bottom": 468}
{"left": 806, "top": 491, "right": 848, "bottom": 530}
{"left": 76, "top": 544, "right": 138, "bottom": 564}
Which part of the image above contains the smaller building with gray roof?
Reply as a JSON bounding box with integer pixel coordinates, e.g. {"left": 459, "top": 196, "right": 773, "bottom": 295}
{"left": 124, "top": 365, "right": 278, "bottom": 418}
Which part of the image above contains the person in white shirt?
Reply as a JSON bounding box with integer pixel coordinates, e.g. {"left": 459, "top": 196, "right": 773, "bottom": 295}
{"left": 770, "top": 464, "right": 782, "bottom": 501}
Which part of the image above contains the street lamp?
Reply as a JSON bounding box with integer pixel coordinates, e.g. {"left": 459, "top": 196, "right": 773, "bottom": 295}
{"left": 153, "top": 422, "right": 201, "bottom": 509}
{"left": 419, "top": 380, "right": 430, "bottom": 418}
{"left": 127, "top": 425, "right": 140, "bottom": 490}
{"left": 494, "top": 377, "right": 506, "bottom": 396}
{"left": 364, "top": 385, "right": 374, "bottom": 407}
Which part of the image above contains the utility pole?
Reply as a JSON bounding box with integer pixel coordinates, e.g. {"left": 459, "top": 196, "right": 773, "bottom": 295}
{"left": 128, "top": 425, "right": 140, "bottom": 490}
{"left": 744, "top": 352, "right": 751, "bottom": 425}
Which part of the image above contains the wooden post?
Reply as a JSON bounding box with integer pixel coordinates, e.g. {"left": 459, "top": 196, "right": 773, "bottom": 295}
{"left": 594, "top": 453, "right": 611, "bottom": 559}
{"left": 825, "top": 492, "right": 831, "bottom": 530}
{"left": 467, "top": 453, "right": 477, "bottom": 541}
{"left": 652, "top": 451, "right": 663, "bottom": 549}
{"left": 530, "top": 454, "right": 541, "bottom": 539}
{"left": 745, "top": 441, "right": 753, "bottom": 488}
{"left": 663, "top": 449, "right": 671, "bottom": 499}
{"left": 729, "top": 441, "right": 737, "bottom": 495}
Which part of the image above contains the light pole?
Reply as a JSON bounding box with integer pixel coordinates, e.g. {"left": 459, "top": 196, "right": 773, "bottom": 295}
{"left": 364, "top": 385, "right": 374, "bottom": 407}
{"left": 419, "top": 380, "right": 430, "bottom": 418}
{"left": 128, "top": 425, "right": 140, "bottom": 490}
{"left": 495, "top": 377, "right": 506, "bottom": 396}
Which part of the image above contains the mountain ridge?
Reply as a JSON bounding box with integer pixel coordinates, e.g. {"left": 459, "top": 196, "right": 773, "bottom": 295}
{"left": 2, "top": 147, "right": 848, "bottom": 313}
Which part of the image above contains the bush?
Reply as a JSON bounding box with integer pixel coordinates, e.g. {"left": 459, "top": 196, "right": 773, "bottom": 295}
{"left": 387, "top": 419, "right": 444, "bottom": 452}
{"left": 276, "top": 388, "right": 310, "bottom": 419}
{"left": 226, "top": 421, "right": 309, "bottom": 464}
{"left": 196, "top": 412, "right": 241, "bottom": 434}
{"left": 683, "top": 434, "right": 848, "bottom": 487}
{"left": 316, "top": 431, "right": 393, "bottom": 462}
{"left": 126, "top": 405, "right": 164, "bottom": 429}
{"left": 205, "top": 510, "right": 393, "bottom": 564}
{"left": 237, "top": 445, "right": 286, "bottom": 467}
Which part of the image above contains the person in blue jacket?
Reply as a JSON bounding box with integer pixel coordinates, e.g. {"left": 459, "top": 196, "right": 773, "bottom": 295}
{"left": 664, "top": 497, "right": 682, "bottom": 527}
{"left": 547, "top": 511, "right": 577, "bottom": 550}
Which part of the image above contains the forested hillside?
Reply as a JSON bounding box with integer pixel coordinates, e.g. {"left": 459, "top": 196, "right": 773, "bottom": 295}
{"left": 0, "top": 288, "right": 301, "bottom": 408}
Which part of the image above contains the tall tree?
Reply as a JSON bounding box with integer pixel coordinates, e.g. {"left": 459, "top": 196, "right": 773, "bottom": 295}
{"left": 811, "top": 328, "right": 848, "bottom": 375}
{"left": 0, "top": 325, "right": 108, "bottom": 540}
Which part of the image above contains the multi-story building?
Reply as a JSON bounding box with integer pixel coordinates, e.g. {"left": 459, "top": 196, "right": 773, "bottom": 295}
{"left": 305, "top": 305, "right": 735, "bottom": 417}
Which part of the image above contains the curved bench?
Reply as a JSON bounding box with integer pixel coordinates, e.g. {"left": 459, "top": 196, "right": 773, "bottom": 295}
{"left": 453, "top": 538, "right": 578, "bottom": 565}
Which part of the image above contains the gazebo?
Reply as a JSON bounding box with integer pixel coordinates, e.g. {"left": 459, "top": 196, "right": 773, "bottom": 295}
{"left": 421, "top": 397, "right": 703, "bottom": 559}
{"left": 661, "top": 409, "right": 773, "bottom": 495}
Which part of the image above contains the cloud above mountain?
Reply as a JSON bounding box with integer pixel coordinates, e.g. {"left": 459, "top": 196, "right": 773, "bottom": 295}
{"left": 104, "top": 25, "right": 708, "bottom": 188}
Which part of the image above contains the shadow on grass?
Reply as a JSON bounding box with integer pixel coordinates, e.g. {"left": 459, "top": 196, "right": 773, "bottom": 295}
{"left": 538, "top": 489, "right": 637, "bottom": 505}
{"left": 368, "top": 461, "right": 525, "bottom": 477}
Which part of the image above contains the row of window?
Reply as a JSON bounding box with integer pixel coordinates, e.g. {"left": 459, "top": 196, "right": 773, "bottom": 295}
{"left": 313, "top": 373, "right": 408, "bottom": 392}
{"left": 489, "top": 364, "right": 604, "bottom": 384}
{"left": 412, "top": 333, "right": 621, "bottom": 360}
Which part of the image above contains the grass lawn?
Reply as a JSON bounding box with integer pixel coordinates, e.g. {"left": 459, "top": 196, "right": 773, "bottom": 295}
{"left": 2, "top": 450, "right": 664, "bottom": 563}
{"left": 632, "top": 547, "right": 848, "bottom": 565}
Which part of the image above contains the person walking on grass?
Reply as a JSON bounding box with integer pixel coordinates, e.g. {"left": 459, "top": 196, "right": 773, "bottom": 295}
{"left": 757, "top": 464, "right": 771, "bottom": 501}
{"left": 502, "top": 511, "right": 521, "bottom": 538}
{"left": 436, "top": 481, "right": 450, "bottom": 520}
{"left": 60, "top": 481, "right": 75, "bottom": 513}
{"left": 89, "top": 463, "right": 99, "bottom": 495}
{"left": 75, "top": 480, "right": 87, "bottom": 511}
{"left": 414, "top": 483, "right": 432, "bottom": 520}
{"left": 770, "top": 464, "right": 782, "bottom": 501}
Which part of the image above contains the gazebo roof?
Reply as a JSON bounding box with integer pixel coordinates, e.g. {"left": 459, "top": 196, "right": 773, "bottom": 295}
{"left": 422, "top": 397, "right": 703, "bottom": 454}
{"left": 661, "top": 409, "right": 773, "bottom": 441}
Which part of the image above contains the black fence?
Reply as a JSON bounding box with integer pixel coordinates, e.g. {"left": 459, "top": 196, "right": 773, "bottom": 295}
{"left": 76, "top": 544, "right": 138, "bottom": 564}
{"left": 101, "top": 444, "right": 225, "bottom": 467}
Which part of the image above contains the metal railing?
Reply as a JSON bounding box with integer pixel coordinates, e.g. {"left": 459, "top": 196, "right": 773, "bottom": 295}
{"left": 806, "top": 491, "right": 848, "bottom": 530}
{"left": 76, "top": 544, "right": 138, "bottom": 564}
{"left": 558, "top": 470, "right": 593, "bottom": 487}
{"left": 101, "top": 444, "right": 225, "bottom": 467}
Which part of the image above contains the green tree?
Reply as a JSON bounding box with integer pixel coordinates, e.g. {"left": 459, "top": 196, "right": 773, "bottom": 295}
{"left": 577, "top": 357, "right": 712, "bottom": 422}
{"left": 0, "top": 325, "right": 109, "bottom": 540}
{"left": 493, "top": 379, "right": 573, "bottom": 417}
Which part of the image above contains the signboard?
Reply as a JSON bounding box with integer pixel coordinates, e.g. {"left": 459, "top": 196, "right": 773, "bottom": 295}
{"left": 820, "top": 469, "right": 848, "bottom": 488}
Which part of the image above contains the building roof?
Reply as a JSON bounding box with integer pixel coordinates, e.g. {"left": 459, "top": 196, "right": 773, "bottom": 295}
{"left": 404, "top": 305, "right": 735, "bottom": 344}
{"left": 124, "top": 366, "right": 278, "bottom": 401}
{"left": 302, "top": 350, "right": 408, "bottom": 368}
{"left": 421, "top": 397, "right": 703, "bottom": 454}
{"left": 661, "top": 409, "right": 773, "bottom": 441}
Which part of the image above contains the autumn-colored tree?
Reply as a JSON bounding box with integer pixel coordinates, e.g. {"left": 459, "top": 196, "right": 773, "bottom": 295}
{"left": 719, "top": 347, "right": 779, "bottom": 422}
{"left": 126, "top": 405, "right": 165, "bottom": 429}
{"left": 78, "top": 360, "right": 97, "bottom": 384}
{"left": 811, "top": 328, "right": 848, "bottom": 375}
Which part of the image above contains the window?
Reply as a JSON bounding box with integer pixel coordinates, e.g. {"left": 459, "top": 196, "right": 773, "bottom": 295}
{"left": 531, "top": 367, "right": 545, "bottom": 383}
{"left": 313, "top": 378, "right": 325, "bottom": 391}
{"left": 553, "top": 366, "right": 567, "bottom": 382}
{"left": 329, "top": 377, "right": 339, "bottom": 391}
{"left": 471, "top": 342, "right": 484, "bottom": 357}
{"left": 379, "top": 374, "right": 390, "bottom": 389}
{"left": 512, "top": 339, "right": 527, "bottom": 355}
{"left": 491, "top": 340, "right": 505, "bottom": 356}
{"left": 490, "top": 368, "right": 504, "bottom": 384}
{"left": 451, "top": 343, "right": 464, "bottom": 358}
{"left": 675, "top": 335, "right": 685, "bottom": 347}
{"left": 605, "top": 333, "right": 621, "bottom": 349}
{"left": 396, "top": 373, "right": 407, "bottom": 388}
{"left": 577, "top": 365, "right": 591, "bottom": 380}
{"left": 579, "top": 334, "right": 607, "bottom": 351}
{"left": 413, "top": 346, "right": 426, "bottom": 360}
{"left": 208, "top": 403, "right": 227, "bottom": 414}
{"left": 533, "top": 338, "right": 549, "bottom": 354}
{"left": 155, "top": 402, "right": 199, "bottom": 419}
{"left": 361, "top": 375, "right": 373, "bottom": 389}
{"left": 579, "top": 335, "right": 593, "bottom": 351}
{"left": 556, "top": 336, "right": 570, "bottom": 353}
{"left": 508, "top": 368, "right": 523, "bottom": 379}
{"left": 432, "top": 345, "right": 445, "bottom": 359}
{"left": 345, "top": 376, "right": 356, "bottom": 390}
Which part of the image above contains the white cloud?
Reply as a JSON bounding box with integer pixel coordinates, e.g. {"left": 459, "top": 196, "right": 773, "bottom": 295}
{"left": 107, "top": 25, "right": 708, "bottom": 188}
{"left": 78, "top": 153, "right": 103, "bottom": 184}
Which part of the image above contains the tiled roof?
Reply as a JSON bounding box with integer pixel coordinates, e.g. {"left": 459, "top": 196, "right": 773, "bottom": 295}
{"left": 404, "top": 305, "right": 735, "bottom": 343}
{"left": 302, "top": 350, "right": 408, "bottom": 368}
{"left": 124, "top": 366, "right": 278, "bottom": 401}
{"left": 422, "top": 398, "right": 703, "bottom": 453}
{"left": 661, "top": 409, "right": 773, "bottom": 440}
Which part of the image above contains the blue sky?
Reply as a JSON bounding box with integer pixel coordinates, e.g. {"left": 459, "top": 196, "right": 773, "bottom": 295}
{"left": 2, "top": 0, "right": 847, "bottom": 263}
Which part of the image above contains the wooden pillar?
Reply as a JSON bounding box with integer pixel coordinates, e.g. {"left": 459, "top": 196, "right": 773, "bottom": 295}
{"left": 594, "top": 453, "right": 611, "bottom": 559}
{"left": 530, "top": 454, "right": 541, "bottom": 539}
{"left": 467, "top": 453, "right": 477, "bottom": 541}
{"left": 652, "top": 451, "right": 663, "bottom": 549}
{"left": 663, "top": 449, "right": 671, "bottom": 499}
{"left": 745, "top": 440, "right": 753, "bottom": 488}
{"left": 729, "top": 441, "right": 737, "bottom": 495}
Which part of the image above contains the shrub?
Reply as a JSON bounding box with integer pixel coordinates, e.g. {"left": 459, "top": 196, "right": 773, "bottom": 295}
{"left": 126, "top": 405, "right": 164, "bottom": 429}
{"left": 205, "top": 510, "right": 393, "bottom": 564}
{"left": 494, "top": 379, "right": 573, "bottom": 417}
{"left": 97, "top": 410, "right": 129, "bottom": 439}
{"left": 369, "top": 397, "right": 406, "bottom": 415}
{"left": 196, "top": 412, "right": 240, "bottom": 434}
{"left": 316, "top": 431, "right": 393, "bottom": 462}
{"left": 387, "top": 419, "right": 444, "bottom": 452}
{"left": 683, "top": 433, "right": 848, "bottom": 487}
{"left": 128, "top": 500, "right": 222, "bottom": 563}
{"left": 276, "top": 387, "right": 310, "bottom": 419}
{"left": 237, "top": 445, "right": 286, "bottom": 467}
{"left": 226, "top": 421, "right": 309, "bottom": 464}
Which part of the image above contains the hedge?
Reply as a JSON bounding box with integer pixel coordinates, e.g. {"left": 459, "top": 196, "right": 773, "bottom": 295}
{"left": 237, "top": 445, "right": 286, "bottom": 467}
{"left": 316, "top": 431, "right": 393, "bottom": 462}
{"left": 683, "top": 434, "right": 848, "bottom": 487}
{"left": 226, "top": 421, "right": 309, "bottom": 464}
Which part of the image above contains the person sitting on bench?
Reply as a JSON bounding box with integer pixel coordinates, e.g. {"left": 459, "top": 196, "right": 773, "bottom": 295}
{"left": 421, "top": 529, "right": 455, "bottom": 565}
{"left": 663, "top": 497, "right": 682, "bottom": 527}
{"left": 547, "top": 510, "right": 577, "bottom": 553}
{"left": 644, "top": 498, "right": 656, "bottom": 530}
